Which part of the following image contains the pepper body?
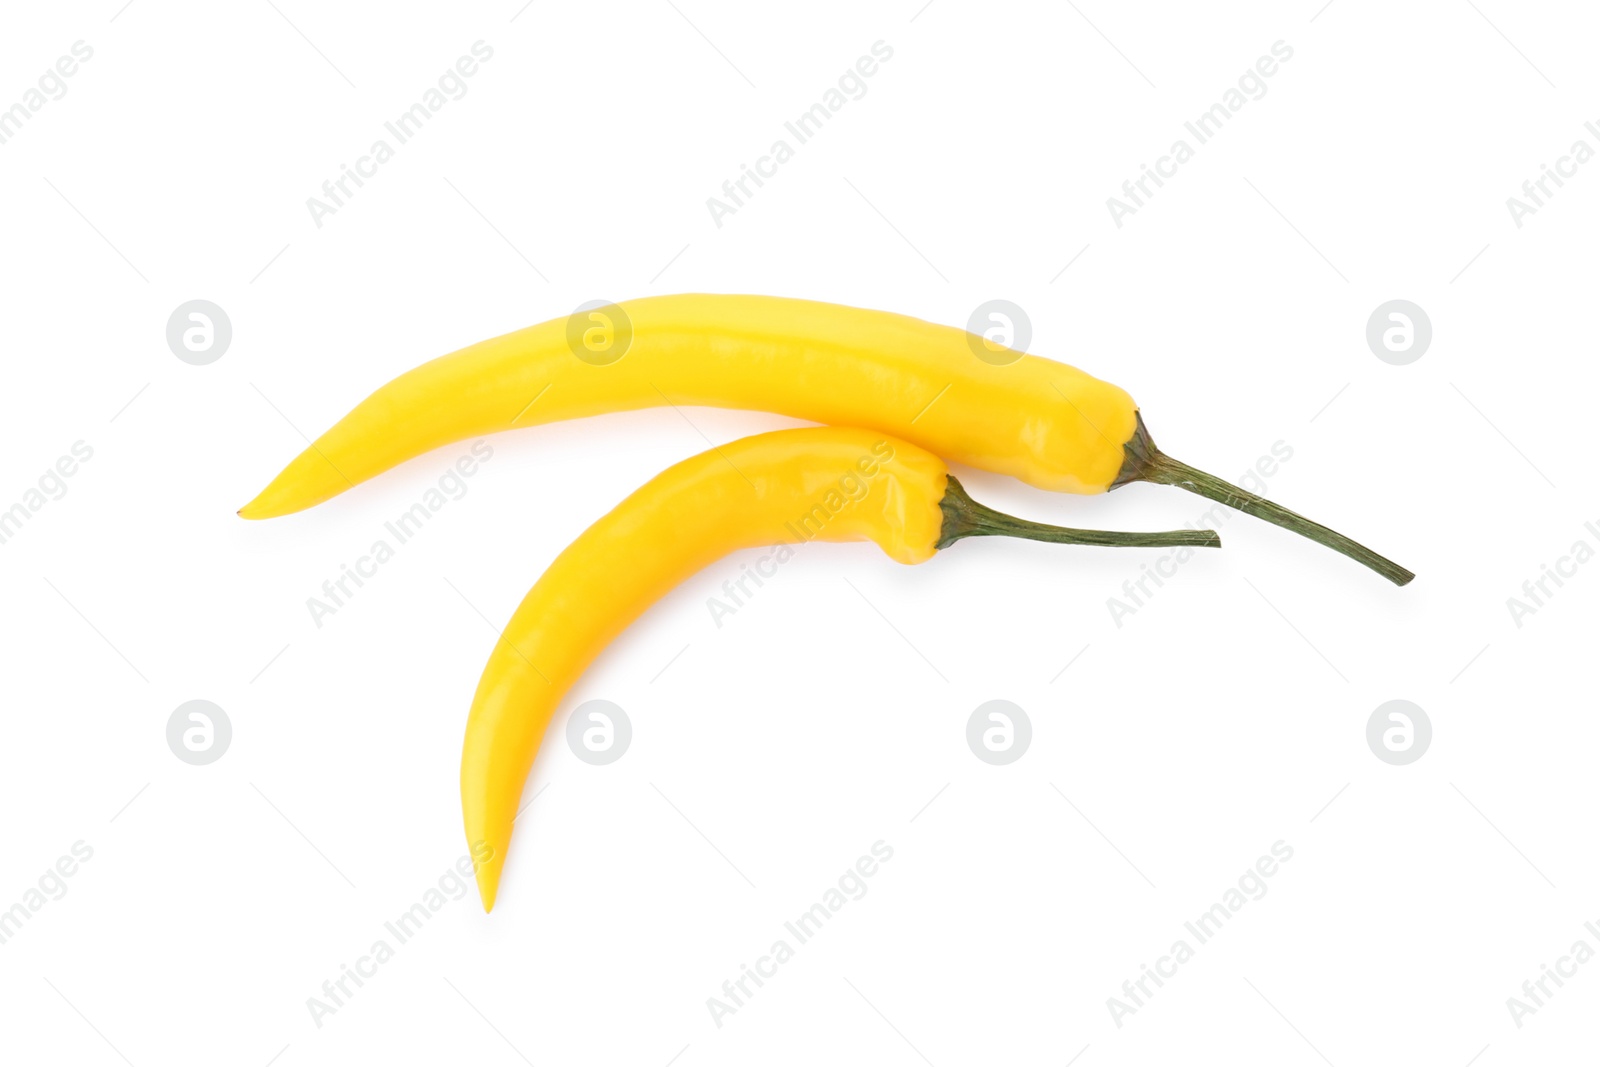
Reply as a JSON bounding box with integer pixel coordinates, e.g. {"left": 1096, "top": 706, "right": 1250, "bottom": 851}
{"left": 242, "top": 294, "right": 1139, "bottom": 519}
{"left": 462, "top": 427, "right": 948, "bottom": 910}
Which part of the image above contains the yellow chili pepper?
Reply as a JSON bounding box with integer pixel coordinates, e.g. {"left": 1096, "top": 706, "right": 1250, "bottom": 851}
{"left": 241, "top": 293, "right": 1411, "bottom": 585}
{"left": 461, "top": 426, "right": 1220, "bottom": 911}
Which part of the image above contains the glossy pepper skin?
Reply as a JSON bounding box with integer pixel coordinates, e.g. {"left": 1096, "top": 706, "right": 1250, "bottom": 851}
{"left": 463, "top": 428, "right": 1222, "bottom": 911}
{"left": 241, "top": 293, "right": 1139, "bottom": 519}
{"left": 461, "top": 427, "right": 950, "bottom": 911}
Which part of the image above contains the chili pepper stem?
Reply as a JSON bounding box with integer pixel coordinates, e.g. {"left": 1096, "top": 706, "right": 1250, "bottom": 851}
{"left": 936, "top": 475, "right": 1221, "bottom": 551}
{"left": 1113, "top": 412, "right": 1415, "bottom": 587}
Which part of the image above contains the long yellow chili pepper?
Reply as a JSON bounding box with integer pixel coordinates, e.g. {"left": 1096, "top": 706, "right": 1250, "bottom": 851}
{"left": 461, "top": 426, "right": 1220, "bottom": 911}
{"left": 241, "top": 293, "right": 1413, "bottom": 585}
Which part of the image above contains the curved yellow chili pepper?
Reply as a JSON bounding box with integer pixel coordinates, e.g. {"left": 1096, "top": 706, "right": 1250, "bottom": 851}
{"left": 242, "top": 293, "right": 1412, "bottom": 585}
{"left": 461, "top": 426, "right": 1220, "bottom": 911}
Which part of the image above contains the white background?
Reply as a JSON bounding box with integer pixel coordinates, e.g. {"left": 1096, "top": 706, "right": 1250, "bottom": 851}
{"left": 1, "top": 1, "right": 1596, "bottom": 1064}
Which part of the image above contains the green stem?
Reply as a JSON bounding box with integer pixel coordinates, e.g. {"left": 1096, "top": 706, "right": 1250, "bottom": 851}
{"left": 1113, "top": 412, "right": 1415, "bottom": 587}
{"left": 936, "top": 475, "right": 1221, "bottom": 551}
